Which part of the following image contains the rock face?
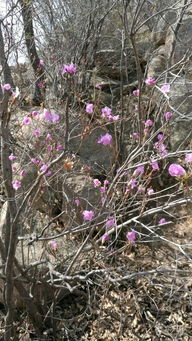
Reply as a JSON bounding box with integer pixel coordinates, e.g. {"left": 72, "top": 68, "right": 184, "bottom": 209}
{"left": 168, "top": 78, "right": 192, "bottom": 150}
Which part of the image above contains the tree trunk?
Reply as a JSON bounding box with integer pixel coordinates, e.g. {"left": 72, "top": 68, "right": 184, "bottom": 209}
{"left": 19, "top": 0, "right": 45, "bottom": 105}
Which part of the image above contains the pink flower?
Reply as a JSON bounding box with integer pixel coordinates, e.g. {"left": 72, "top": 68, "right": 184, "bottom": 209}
{"left": 185, "top": 153, "right": 192, "bottom": 163}
{"left": 32, "top": 111, "right": 38, "bottom": 117}
{"left": 100, "top": 186, "right": 106, "bottom": 193}
{"left": 153, "top": 141, "right": 168, "bottom": 156}
{"left": 39, "top": 59, "right": 45, "bottom": 67}
{"left": 12, "top": 180, "right": 21, "bottom": 190}
{"left": 22, "top": 117, "right": 31, "bottom": 125}
{"left": 145, "top": 119, "right": 153, "bottom": 127}
{"left": 2, "top": 83, "right": 11, "bottom": 90}
{"left": 157, "top": 133, "right": 164, "bottom": 141}
{"left": 44, "top": 110, "right": 52, "bottom": 122}
{"left": 101, "top": 106, "right": 112, "bottom": 118}
{"left": 126, "top": 231, "right": 137, "bottom": 242}
{"left": 37, "top": 82, "right": 45, "bottom": 88}
{"left": 48, "top": 241, "right": 57, "bottom": 249}
{"left": 104, "top": 180, "right": 109, "bottom": 186}
{"left": 93, "top": 179, "right": 101, "bottom": 187}
{"left": 161, "top": 84, "right": 170, "bottom": 93}
{"left": 86, "top": 103, "right": 94, "bottom": 113}
{"left": 158, "top": 218, "right": 167, "bottom": 225}
{"left": 40, "top": 164, "right": 48, "bottom": 172}
{"left": 144, "top": 128, "right": 149, "bottom": 135}
{"left": 46, "top": 133, "right": 52, "bottom": 140}
{"left": 9, "top": 153, "right": 16, "bottom": 161}
{"left": 51, "top": 113, "right": 60, "bottom": 123}
{"left": 47, "top": 145, "right": 53, "bottom": 152}
{"left": 33, "top": 129, "right": 40, "bottom": 137}
{"left": 133, "top": 165, "right": 145, "bottom": 176}
{"left": 168, "top": 164, "right": 186, "bottom": 177}
{"left": 128, "top": 179, "right": 137, "bottom": 189}
{"left": 31, "top": 158, "right": 40, "bottom": 164}
{"left": 132, "top": 89, "right": 140, "bottom": 96}
{"left": 45, "top": 170, "right": 52, "bottom": 176}
{"left": 108, "top": 115, "right": 119, "bottom": 121}
{"left": 106, "top": 217, "right": 116, "bottom": 228}
{"left": 74, "top": 199, "right": 80, "bottom": 206}
{"left": 20, "top": 170, "right": 26, "bottom": 177}
{"left": 137, "top": 185, "right": 145, "bottom": 193}
{"left": 56, "top": 145, "right": 63, "bottom": 151}
{"left": 82, "top": 210, "right": 94, "bottom": 221}
{"left": 102, "top": 233, "right": 110, "bottom": 242}
{"left": 40, "top": 109, "right": 52, "bottom": 122}
{"left": 164, "top": 112, "right": 172, "bottom": 121}
{"left": 12, "top": 166, "right": 17, "bottom": 172}
{"left": 62, "top": 63, "right": 76, "bottom": 74}
{"left": 131, "top": 132, "right": 140, "bottom": 139}
{"left": 145, "top": 77, "right": 156, "bottom": 85}
{"left": 150, "top": 160, "right": 160, "bottom": 171}
{"left": 147, "top": 188, "right": 155, "bottom": 195}
{"left": 95, "top": 84, "right": 101, "bottom": 89}
{"left": 100, "top": 179, "right": 109, "bottom": 192}
{"left": 97, "top": 133, "right": 112, "bottom": 146}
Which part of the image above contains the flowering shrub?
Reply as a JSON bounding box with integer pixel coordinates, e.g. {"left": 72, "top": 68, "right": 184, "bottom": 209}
{"left": 2, "top": 4, "right": 192, "bottom": 337}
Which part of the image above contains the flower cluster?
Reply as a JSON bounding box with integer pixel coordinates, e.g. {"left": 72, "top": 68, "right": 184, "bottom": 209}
{"left": 101, "top": 106, "right": 119, "bottom": 121}
{"left": 39, "top": 109, "right": 59, "bottom": 123}
{"left": 153, "top": 134, "right": 168, "bottom": 156}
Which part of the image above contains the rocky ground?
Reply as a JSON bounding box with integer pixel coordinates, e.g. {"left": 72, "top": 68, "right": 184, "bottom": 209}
{"left": 0, "top": 216, "right": 191, "bottom": 340}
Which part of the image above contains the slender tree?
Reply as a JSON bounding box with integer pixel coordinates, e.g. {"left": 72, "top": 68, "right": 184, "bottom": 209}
{"left": 19, "top": 0, "right": 45, "bottom": 105}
